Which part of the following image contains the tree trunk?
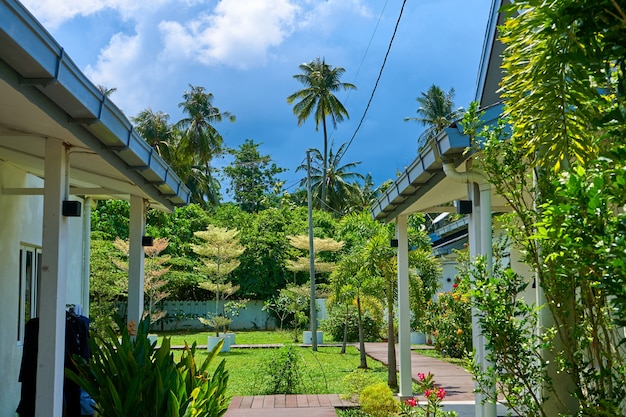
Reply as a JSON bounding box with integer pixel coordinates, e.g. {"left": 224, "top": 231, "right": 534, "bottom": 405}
{"left": 357, "top": 296, "right": 368, "bottom": 369}
{"left": 341, "top": 304, "right": 348, "bottom": 354}
{"left": 387, "top": 281, "right": 398, "bottom": 390}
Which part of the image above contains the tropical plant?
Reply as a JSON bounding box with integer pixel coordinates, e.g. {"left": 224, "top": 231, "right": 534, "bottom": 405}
{"left": 65, "top": 318, "right": 230, "bottom": 417}
{"left": 405, "top": 84, "right": 463, "bottom": 151}
{"left": 112, "top": 237, "right": 172, "bottom": 324}
{"left": 296, "top": 143, "right": 364, "bottom": 214}
{"left": 192, "top": 225, "right": 245, "bottom": 316}
{"left": 176, "top": 85, "right": 235, "bottom": 206}
{"left": 422, "top": 252, "right": 472, "bottom": 359}
{"left": 468, "top": 0, "right": 626, "bottom": 413}
{"left": 401, "top": 372, "right": 457, "bottom": 417}
{"left": 362, "top": 229, "right": 399, "bottom": 389}
{"left": 287, "top": 57, "right": 356, "bottom": 208}
{"left": 408, "top": 249, "right": 442, "bottom": 332}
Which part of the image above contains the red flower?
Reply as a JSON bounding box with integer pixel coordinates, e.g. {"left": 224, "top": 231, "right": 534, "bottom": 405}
{"left": 424, "top": 389, "right": 432, "bottom": 398}
{"left": 405, "top": 397, "right": 418, "bottom": 407}
{"left": 437, "top": 387, "right": 446, "bottom": 400}
{"left": 452, "top": 283, "right": 458, "bottom": 289}
{"left": 417, "top": 372, "right": 426, "bottom": 381}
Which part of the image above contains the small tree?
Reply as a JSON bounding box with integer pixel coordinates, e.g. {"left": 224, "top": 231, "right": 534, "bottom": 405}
{"left": 113, "top": 237, "right": 171, "bottom": 324}
{"left": 192, "top": 225, "right": 245, "bottom": 316}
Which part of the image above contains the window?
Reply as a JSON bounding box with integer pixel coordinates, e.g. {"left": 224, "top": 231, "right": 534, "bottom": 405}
{"left": 18, "top": 245, "right": 41, "bottom": 344}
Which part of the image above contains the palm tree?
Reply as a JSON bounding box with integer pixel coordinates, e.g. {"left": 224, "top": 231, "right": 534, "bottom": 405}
{"left": 297, "top": 142, "right": 364, "bottom": 215}
{"left": 405, "top": 85, "right": 463, "bottom": 151}
{"left": 287, "top": 57, "right": 356, "bottom": 209}
{"left": 133, "top": 108, "right": 176, "bottom": 162}
{"left": 176, "top": 85, "right": 235, "bottom": 206}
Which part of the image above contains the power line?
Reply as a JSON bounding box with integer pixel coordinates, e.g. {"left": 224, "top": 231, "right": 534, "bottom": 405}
{"left": 338, "top": 0, "right": 407, "bottom": 161}
{"left": 328, "top": 0, "right": 389, "bottom": 146}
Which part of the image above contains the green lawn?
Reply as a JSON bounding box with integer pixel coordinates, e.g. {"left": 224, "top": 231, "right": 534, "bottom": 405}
{"left": 196, "top": 345, "right": 388, "bottom": 397}
{"left": 155, "top": 329, "right": 297, "bottom": 346}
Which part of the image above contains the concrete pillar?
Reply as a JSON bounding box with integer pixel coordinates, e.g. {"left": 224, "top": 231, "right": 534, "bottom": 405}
{"left": 127, "top": 194, "right": 146, "bottom": 328}
{"left": 36, "top": 138, "right": 69, "bottom": 417}
{"left": 396, "top": 214, "right": 413, "bottom": 397}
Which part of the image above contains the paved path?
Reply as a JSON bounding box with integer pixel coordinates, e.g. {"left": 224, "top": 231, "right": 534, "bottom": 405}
{"left": 224, "top": 342, "right": 482, "bottom": 417}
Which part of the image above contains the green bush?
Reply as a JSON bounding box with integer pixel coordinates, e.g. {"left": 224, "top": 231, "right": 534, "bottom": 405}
{"left": 359, "top": 382, "right": 399, "bottom": 417}
{"left": 320, "top": 305, "right": 382, "bottom": 342}
{"left": 422, "top": 252, "right": 472, "bottom": 359}
{"left": 66, "top": 317, "right": 229, "bottom": 417}
{"left": 257, "top": 344, "right": 304, "bottom": 394}
{"left": 341, "top": 369, "right": 384, "bottom": 402}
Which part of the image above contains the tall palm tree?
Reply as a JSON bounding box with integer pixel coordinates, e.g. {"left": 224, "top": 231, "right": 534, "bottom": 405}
{"left": 405, "top": 85, "right": 463, "bottom": 151}
{"left": 287, "top": 57, "right": 356, "bottom": 209}
{"left": 297, "top": 142, "right": 364, "bottom": 215}
{"left": 176, "top": 85, "right": 235, "bottom": 206}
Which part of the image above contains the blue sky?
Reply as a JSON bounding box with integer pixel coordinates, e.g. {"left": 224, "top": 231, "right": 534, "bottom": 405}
{"left": 22, "top": 0, "right": 493, "bottom": 198}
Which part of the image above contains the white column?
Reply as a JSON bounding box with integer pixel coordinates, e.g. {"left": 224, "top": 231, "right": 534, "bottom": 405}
{"left": 396, "top": 214, "right": 412, "bottom": 397}
{"left": 127, "top": 194, "right": 146, "bottom": 328}
{"left": 36, "top": 138, "right": 69, "bottom": 417}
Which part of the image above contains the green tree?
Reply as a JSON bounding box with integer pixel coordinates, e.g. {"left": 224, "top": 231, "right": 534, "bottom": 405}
{"left": 223, "top": 139, "right": 285, "bottom": 213}
{"left": 405, "top": 84, "right": 462, "bottom": 151}
{"left": 362, "top": 228, "right": 399, "bottom": 390}
{"left": 176, "top": 85, "right": 235, "bottom": 206}
{"left": 133, "top": 108, "right": 179, "bottom": 166}
{"left": 467, "top": 1, "right": 626, "bottom": 413}
{"left": 192, "top": 225, "right": 245, "bottom": 316}
{"left": 287, "top": 57, "right": 356, "bottom": 209}
{"left": 296, "top": 143, "right": 364, "bottom": 215}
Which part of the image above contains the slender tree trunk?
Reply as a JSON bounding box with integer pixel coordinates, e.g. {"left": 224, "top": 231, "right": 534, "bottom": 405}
{"left": 357, "top": 296, "right": 368, "bottom": 369}
{"left": 387, "top": 280, "right": 398, "bottom": 390}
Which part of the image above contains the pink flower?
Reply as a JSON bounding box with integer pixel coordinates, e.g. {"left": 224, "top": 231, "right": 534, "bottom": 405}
{"left": 417, "top": 372, "right": 426, "bottom": 381}
{"left": 437, "top": 387, "right": 446, "bottom": 400}
{"left": 424, "top": 389, "right": 432, "bottom": 398}
{"left": 405, "top": 397, "right": 417, "bottom": 407}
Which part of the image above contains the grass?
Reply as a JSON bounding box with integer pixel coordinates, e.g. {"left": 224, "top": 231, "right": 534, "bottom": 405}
{"left": 201, "top": 345, "right": 387, "bottom": 397}
{"left": 154, "top": 329, "right": 297, "bottom": 346}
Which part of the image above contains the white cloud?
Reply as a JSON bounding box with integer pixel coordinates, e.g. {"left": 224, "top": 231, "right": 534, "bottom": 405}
{"left": 83, "top": 27, "right": 160, "bottom": 116}
{"left": 20, "top": 0, "right": 170, "bottom": 28}
{"left": 159, "top": 0, "right": 299, "bottom": 68}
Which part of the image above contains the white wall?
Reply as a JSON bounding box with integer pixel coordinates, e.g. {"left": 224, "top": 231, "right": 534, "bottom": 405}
{"left": 0, "top": 162, "right": 86, "bottom": 416}
{"left": 0, "top": 163, "right": 44, "bottom": 416}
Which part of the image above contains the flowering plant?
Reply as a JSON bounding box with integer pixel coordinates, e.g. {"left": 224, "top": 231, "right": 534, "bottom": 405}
{"left": 399, "top": 372, "right": 457, "bottom": 417}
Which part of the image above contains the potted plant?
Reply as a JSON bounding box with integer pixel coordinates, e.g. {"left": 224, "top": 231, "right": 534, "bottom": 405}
{"left": 223, "top": 299, "right": 248, "bottom": 345}
{"left": 199, "top": 315, "right": 232, "bottom": 352}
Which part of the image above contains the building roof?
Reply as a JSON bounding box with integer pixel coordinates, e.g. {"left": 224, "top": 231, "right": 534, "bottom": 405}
{"left": 370, "top": 0, "right": 506, "bottom": 223}
{"left": 0, "top": 0, "right": 190, "bottom": 211}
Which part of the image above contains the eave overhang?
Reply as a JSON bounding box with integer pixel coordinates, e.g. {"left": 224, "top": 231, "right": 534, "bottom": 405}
{"left": 0, "top": 0, "right": 190, "bottom": 211}
{"left": 370, "top": 103, "right": 503, "bottom": 223}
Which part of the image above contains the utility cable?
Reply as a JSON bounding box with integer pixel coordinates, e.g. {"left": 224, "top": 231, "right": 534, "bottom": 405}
{"left": 338, "top": 0, "right": 407, "bottom": 161}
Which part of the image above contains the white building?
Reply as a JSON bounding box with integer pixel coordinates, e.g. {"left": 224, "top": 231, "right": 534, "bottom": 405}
{"left": 0, "top": 1, "right": 190, "bottom": 415}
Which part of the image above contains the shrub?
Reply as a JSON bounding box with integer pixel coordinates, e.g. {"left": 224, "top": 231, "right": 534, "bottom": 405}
{"left": 66, "top": 317, "right": 229, "bottom": 417}
{"left": 321, "top": 304, "right": 383, "bottom": 342}
{"left": 422, "top": 251, "right": 472, "bottom": 359}
{"left": 341, "top": 369, "right": 384, "bottom": 402}
{"left": 257, "top": 344, "right": 304, "bottom": 394}
{"left": 359, "top": 382, "right": 399, "bottom": 417}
